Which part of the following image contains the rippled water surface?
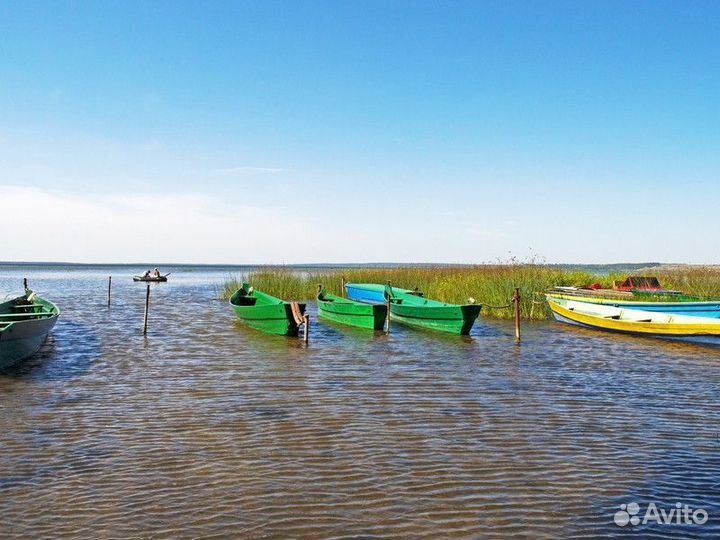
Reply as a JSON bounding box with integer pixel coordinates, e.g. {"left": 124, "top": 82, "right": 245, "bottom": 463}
{"left": 1, "top": 265, "right": 720, "bottom": 539}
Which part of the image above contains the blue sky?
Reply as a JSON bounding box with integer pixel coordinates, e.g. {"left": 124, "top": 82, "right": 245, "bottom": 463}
{"left": 1, "top": 1, "right": 718, "bottom": 263}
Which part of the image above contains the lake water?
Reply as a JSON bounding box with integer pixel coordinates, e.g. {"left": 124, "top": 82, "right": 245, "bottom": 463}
{"left": 1, "top": 265, "right": 719, "bottom": 539}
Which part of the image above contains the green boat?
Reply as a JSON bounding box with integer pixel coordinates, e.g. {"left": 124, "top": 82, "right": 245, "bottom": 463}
{"left": 0, "top": 290, "right": 60, "bottom": 370}
{"left": 316, "top": 287, "right": 387, "bottom": 330}
{"left": 229, "top": 283, "right": 306, "bottom": 336}
{"left": 345, "top": 283, "right": 482, "bottom": 335}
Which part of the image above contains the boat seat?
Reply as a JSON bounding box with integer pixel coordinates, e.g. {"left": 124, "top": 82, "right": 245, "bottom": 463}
{"left": 0, "top": 312, "right": 54, "bottom": 318}
{"left": 12, "top": 304, "right": 45, "bottom": 309}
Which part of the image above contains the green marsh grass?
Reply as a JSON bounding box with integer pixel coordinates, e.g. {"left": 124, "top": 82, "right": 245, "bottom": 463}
{"left": 220, "top": 265, "right": 598, "bottom": 320}
{"left": 221, "top": 265, "right": 720, "bottom": 320}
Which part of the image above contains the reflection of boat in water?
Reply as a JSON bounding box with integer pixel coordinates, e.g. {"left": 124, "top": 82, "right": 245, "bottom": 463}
{"left": 0, "top": 290, "right": 60, "bottom": 369}
{"left": 546, "top": 294, "right": 720, "bottom": 345}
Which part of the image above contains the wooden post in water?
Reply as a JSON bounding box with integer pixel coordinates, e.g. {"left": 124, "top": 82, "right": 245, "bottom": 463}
{"left": 513, "top": 287, "right": 521, "bottom": 343}
{"left": 386, "top": 280, "right": 392, "bottom": 334}
{"left": 303, "top": 314, "right": 310, "bottom": 343}
{"left": 143, "top": 284, "right": 150, "bottom": 336}
{"left": 341, "top": 276, "right": 346, "bottom": 297}
{"left": 107, "top": 276, "right": 112, "bottom": 307}
{"left": 23, "top": 277, "right": 28, "bottom": 291}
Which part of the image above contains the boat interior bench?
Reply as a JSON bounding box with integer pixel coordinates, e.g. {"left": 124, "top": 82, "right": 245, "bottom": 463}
{"left": 0, "top": 312, "right": 54, "bottom": 318}
{"left": 234, "top": 296, "right": 257, "bottom": 306}
{"left": 11, "top": 304, "right": 45, "bottom": 309}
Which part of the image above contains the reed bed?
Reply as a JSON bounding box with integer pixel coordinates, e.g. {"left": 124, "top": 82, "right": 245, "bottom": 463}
{"left": 220, "top": 264, "right": 720, "bottom": 320}
{"left": 220, "top": 265, "right": 596, "bottom": 320}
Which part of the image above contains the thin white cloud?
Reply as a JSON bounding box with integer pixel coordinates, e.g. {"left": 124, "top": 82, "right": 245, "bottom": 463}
{"left": 0, "top": 186, "right": 319, "bottom": 264}
{"left": 210, "top": 166, "right": 290, "bottom": 176}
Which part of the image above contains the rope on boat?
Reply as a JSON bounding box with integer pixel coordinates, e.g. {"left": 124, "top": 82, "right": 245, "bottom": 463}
{"left": 290, "top": 302, "right": 304, "bottom": 326}
{"left": 478, "top": 302, "right": 512, "bottom": 310}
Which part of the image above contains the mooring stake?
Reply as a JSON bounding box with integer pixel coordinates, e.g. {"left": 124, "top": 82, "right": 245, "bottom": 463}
{"left": 303, "top": 314, "right": 310, "bottom": 343}
{"left": 143, "top": 284, "right": 150, "bottom": 336}
{"left": 341, "top": 276, "right": 346, "bottom": 298}
{"left": 23, "top": 277, "right": 28, "bottom": 291}
{"left": 107, "top": 276, "right": 112, "bottom": 307}
{"left": 513, "top": 287, "right": 521, "bottom": 343}
{"left": 386, "top": 280, "right": 392, "bottom": 334}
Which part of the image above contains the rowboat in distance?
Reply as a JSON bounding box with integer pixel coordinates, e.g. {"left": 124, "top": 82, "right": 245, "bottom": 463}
{"left": 346, "top": 282, "right": 481, "bottom": 335}
{"left": 229, "top": 283, "right": 306, "bottom": 336}
{"left": 317, "top": 287, "right": 387, "bottom": 330}
{"left": 0, "top": 290, "right": 60, "bottom": 369}
{"left": 546, "top": 294, "right": 720, "bottom": 345}
{"left": 133, "top": 275, "right": 169, "bottom": 282}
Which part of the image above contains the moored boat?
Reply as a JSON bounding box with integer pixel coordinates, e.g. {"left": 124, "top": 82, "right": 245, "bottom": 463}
{"left": 229, "top": 283, "right": 306, "bottom": 336}
{"left": 317, "top": 287, "right": 387, "bottom": 330}
{"left": 546, "top": 294, "right": 720, "bottom": 345}
{"left": 547, "top": 292, "right": 720, "bottom": 319}
{"left": 346, "top": 283, "right": 481, "bottom": 335}
{"left": 0, "top": 290, "right": 60, "bottom": 369}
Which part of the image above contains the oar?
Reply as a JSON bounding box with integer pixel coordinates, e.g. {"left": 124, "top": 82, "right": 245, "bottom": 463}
{"left": 163, "top": 273, "right": 172, "bottom": 278}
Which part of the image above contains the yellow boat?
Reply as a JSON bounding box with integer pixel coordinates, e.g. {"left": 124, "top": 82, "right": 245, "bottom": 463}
{"left": 546, "top": 294, "right": 720, "bottom": 345}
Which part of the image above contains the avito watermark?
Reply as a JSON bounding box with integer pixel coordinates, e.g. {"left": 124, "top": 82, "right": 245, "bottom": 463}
{"left": 614, "top": 502, "right": 709, "bottom": 527}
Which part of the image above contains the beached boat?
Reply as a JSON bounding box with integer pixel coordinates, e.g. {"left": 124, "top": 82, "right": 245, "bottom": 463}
{"left": 0, "top": 290, "right": 60, "bottom": 369}
{"left": 547, "top": 291, "right": 720, "bottom": 319}
{"left": 546, "top": 294, "right": 720, "bottom": 345}
{"left": 613, "top": 275, "right": 682, "bottom": 294}
{"left": 229, "top": 283, "right": 306, "bottom": 336}
{"left": 133, "top": 275, "right": 169, "bottom": 282}
{"left": 317, "top": 287, "right": 387, "bottom": 330}
{"left": 345, "top": 283, "right": 481, "bottom": 335}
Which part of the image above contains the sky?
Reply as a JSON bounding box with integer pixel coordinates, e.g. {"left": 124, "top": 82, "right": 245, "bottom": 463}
{"left": 1, "top": 1, "right": 719, "bottom": 264}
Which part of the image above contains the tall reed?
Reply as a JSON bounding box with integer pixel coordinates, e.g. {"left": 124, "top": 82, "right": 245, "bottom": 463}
{"left": 220, "top": 265, "right": 599, "bottom": 320}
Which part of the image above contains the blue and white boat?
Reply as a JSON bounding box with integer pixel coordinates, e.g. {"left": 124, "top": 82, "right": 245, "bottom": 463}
{"left": 344, "top": 282, "right": 389, "bottom": 304}
{"left": 549, "top": 291, "right": 720, "bottom": 319}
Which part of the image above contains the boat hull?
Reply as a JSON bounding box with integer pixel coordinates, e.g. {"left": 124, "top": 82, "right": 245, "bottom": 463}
{"left": 230, "top": 285, "right": 305, "bottom": 336}
{"left": 346, "top": 283, "right": 481, "bottom": 335}
{"left": 0, "top": 295, "right": 59, "bottom": 369}
{"left": 389, "top": 303, "right": 481, "bottom": 335}
{"left": 231, "top": 303, "right": 305, "bottom": 336}
{"left": 547, "top": 295, "right": 720, "bottom": 345}
{"left": 549, "top": 293, "right": 720, "bottom": 319}
{"left": 317, "top": 293, "right": 387, "bottom": 330}
{"left": 345, "top": 283, "right": 388, "bottom": 304}
{"left": 133, "top": 276, "right": 168, "bottom": 282}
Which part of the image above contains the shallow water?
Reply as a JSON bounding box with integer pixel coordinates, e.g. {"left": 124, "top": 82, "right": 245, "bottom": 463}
{"left": 1, "top": 265, "right": 719, "bottom": 539}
